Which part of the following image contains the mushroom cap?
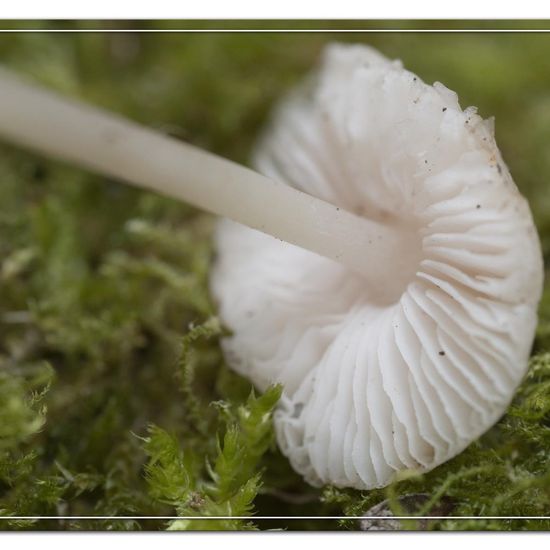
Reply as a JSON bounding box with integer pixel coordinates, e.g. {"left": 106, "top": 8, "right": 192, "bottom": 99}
{"left": 211, "top": 43, "right": 544, "bottom": 489}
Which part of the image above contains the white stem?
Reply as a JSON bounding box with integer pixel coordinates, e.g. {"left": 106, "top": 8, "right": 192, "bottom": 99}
{"left": 0, "top": 68, "right": 408, "bottom": 289}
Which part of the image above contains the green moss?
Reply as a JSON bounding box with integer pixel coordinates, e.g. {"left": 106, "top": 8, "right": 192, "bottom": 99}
{"left": 142, "top": 384, "right": 282, "bottom": 530}
{"left": 1, "top": 22, "right": 550, "bottom": 531}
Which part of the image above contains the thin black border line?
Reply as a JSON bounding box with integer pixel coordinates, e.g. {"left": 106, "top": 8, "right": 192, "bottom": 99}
{"left": 0, "top": 28, "right": 550, "bottom": 33}
{"left": 1, "top": 516, "right": 549, "bottom": 521}
{"left": 1, "top": 23, "right": 548, "bottom": 524}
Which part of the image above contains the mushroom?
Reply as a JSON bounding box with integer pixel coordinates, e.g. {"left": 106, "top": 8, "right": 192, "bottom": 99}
{"left": 211, "top": 44, "right": 544, "bottom": 489}
{"left": 0, "top": 45, "right": 544, "bottom": 491}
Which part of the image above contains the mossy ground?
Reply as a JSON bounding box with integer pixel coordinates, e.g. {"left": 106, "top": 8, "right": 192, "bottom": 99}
{"left": 2, "top": 21, "right": 550, "bottom": 531}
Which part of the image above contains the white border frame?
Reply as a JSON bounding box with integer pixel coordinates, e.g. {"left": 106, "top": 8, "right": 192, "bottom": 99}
{"left": 1, "top": 22, "right": 549, "bottom": 526}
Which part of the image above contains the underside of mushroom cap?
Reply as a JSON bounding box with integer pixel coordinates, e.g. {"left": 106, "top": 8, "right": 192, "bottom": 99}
{"left": 211, "top": 43, "right": 544, "bottom": 489}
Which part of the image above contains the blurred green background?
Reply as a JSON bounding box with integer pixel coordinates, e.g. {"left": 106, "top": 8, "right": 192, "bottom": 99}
{"left": 2, "top": 21, "right": 550, "bottom": 531}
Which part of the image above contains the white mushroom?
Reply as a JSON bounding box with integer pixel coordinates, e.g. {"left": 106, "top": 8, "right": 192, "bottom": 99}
{"left": 211, "top": 43, "right": 544, "bottom": 489}
{"left": 0, "top": 47, "right": 544, "bottom": 491}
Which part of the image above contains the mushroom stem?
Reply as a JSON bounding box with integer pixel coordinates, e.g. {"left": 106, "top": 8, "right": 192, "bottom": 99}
{"left": 0, "top": 68, "right": 412, "bottom": 291}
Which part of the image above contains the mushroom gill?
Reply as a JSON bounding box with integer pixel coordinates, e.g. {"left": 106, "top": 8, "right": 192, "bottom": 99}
{"left": 211, "top": 43, "right": 544, "bottom": 489}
